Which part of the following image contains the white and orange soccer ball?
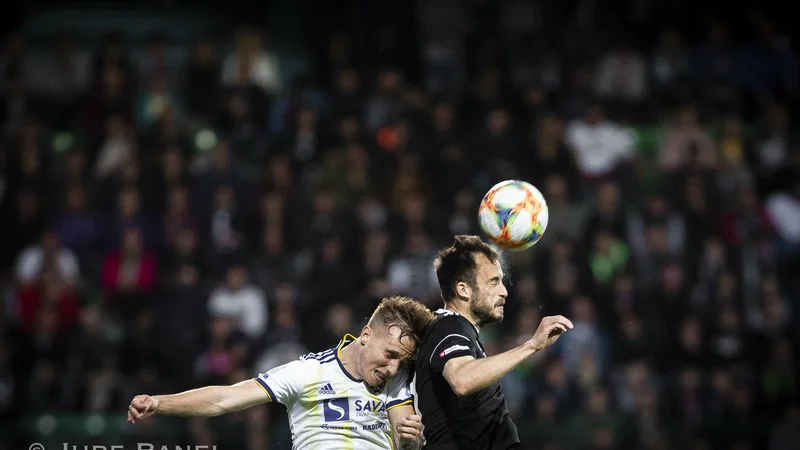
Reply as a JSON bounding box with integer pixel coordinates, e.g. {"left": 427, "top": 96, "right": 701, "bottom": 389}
{"left": 478, "top": 180, "right": 549, "bottom": 251}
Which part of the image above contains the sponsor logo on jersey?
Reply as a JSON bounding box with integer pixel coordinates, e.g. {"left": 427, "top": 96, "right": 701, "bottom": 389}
{"left": 362, "top": 422, "right": 388, "bottom": 431}
{"left": 321, "top": 423, "right": 357, "bottom": 431}
{"left": 317, "top": 382, "right": 336, "bottom": 395}
{"left": 439, "top": 344, "right": 470, "bottom": 358}
{"left": 323, "top": 398, "right": 350, "bottom": 422}
{"left": 354, "top": 399, "right": 386, "bottom": 416}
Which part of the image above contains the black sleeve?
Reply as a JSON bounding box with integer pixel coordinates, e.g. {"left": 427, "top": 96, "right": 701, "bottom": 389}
{"left": 425, "top": 316, "right": 479, "bottom": 373}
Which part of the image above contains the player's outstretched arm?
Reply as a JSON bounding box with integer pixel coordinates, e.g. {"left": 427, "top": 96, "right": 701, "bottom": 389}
{"left": 443, "top": 315, "right": 573, "bottom": 396}
{"left": 388, "top": 404, "right": 424, "bottom": 450}
{"left": 128, "top": 379, "right": 269, "bottom": 422}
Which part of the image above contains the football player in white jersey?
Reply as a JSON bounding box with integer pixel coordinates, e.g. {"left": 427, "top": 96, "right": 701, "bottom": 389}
{"left": 128, "top": 296, "right": 434, "bottom": 450}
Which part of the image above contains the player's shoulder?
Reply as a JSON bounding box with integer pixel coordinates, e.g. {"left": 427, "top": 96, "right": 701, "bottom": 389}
{"left": 262, "top": 356, "right": 318, "bottom": 379}
{"left": 422, "top": 309, "right": 478, "bottom": 343}
{"left": 299, "top": 346, "right": 339, "bottom": 364}
{"left": 430, "top": 309, "right": 477, "bottom": 332}
{"left": 261, "top": 347, "right": 337, "bottom": 378}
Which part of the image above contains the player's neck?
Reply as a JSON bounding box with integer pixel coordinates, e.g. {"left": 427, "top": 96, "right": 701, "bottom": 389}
{"left": 444, "top": 303, "right": 481, "bottom": 331}
{"left": 338, "top": 338, "right": 364, "bottom": 380}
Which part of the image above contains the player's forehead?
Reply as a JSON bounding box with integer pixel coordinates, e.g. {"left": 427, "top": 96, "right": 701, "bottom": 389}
{"left": 474, "top": 253, "right": 503, "bottom": 280}
{"left": 383, "top": 325, "right": 416, "bottom": 356}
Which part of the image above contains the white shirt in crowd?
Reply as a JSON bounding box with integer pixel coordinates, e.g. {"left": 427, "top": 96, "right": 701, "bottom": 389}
{"left": 15, "top": 246, "right": 80, "bottom": 285}
{"left": 766, "top": 192, "right": 800, "bottom": 243}
{"left": 221, "top": 51, "right": 280, "bottom": 93}
{"left": 566, "top": 119, "right": 635, "bottom": 177}
{"left": 208, "top": 284, "right": 268, "bottom": 338}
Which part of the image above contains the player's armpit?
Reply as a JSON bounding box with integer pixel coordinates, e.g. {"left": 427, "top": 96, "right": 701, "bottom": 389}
{"left": 441, "top": 355, "right": 477, "bottom": 396}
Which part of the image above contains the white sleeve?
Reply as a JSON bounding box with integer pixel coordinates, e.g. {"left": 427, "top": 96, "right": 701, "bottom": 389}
{"left": 385, "top": 369, "right": 414, "bottom": 411}
{"left": 253, "top": 359, "right": 311, "bottom": 406}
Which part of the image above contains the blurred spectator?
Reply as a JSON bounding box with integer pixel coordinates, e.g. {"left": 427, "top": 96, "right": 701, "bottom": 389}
{"left": 387, "top": 230, "right": 439, "bottom": 303}
{"left": 565, "top": 103, "right": 635, "bottom": 183}
{"left": 765, "top": 178, "right": 800, "bottom": 254}
{"left": 101, "top": 227, "right": 157, "bottom": 295}
{"left": 691, "top": 19, "right": 739, "bottom": 90}
{"left": 221, "top": 27, "right": 279, "bottom": 94}
{"left": 182, "top": 36, "right": 221, "bottom": 120}
{"left": 416, "top": 0, "right": 471, "bottom": 100}
{"left": 363, "top": 68, "right": 406, "bottom": 134}
{"left": 208, "top": 264, "right": 268, "bottom": 341}
{"left": 595, "top": 38, "right": 647, "bottom": 104}
{"left": 94, "top": 115, "right": 135, "bottom": 179}
{"left": 15, "top": 231, "right": 79, "bottom": 288}
{"left": 650, "top": 28, "right": 692, "bottom": 101}
{"left": 658, "top": 105, "right": 717, "bottom": 172}
{"left": 52, "top": 184, "right": 98, "bottom": 259}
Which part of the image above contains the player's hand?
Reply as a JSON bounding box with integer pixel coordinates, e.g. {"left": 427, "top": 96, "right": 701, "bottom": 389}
{"left": 396, "top": 414, "right": 423, "bottom": 447}
{"left": 128, "top": 395, "right": 159, "bottom": 423}
{"left": 529, "top": 315, "right": 574, "bottom": 352}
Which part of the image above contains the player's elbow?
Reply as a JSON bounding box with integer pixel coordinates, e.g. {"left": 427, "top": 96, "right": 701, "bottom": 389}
{"left": 204, "top": 403, "right": 228, "bottom": 417}
{"left": 207, "top": 386, "right": 249, "bottom": 416}
{"left": 204, "top": 395, "right": 232, "bottom": 417}
{"left": 448, "top": 377, "right": 475, "bottom": 397}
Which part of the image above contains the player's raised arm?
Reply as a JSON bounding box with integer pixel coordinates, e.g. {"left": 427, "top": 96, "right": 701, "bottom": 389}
{"left": 129, "top": 359, "right": 311, "bottom": 422}
{"left": 442, "top": 314, "right": 572, "bottom": 396}
{"left": 440, "top": 316, "right": 572, "bottom": 396}
{"left": 128, "top": 379, "right": 268, "bottom": 421}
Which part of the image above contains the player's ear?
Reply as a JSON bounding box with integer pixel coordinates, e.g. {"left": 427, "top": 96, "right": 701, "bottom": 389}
{"left": 360, "top": 325, "right": 371, "bottom": 345}
{"left": 456, "top": 281, "right": 471, "bottom": 300}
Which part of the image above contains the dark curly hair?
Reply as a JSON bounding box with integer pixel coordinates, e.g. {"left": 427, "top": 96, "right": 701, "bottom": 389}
{"left": 433, "top": 235, "right": 500, "bottom": 305}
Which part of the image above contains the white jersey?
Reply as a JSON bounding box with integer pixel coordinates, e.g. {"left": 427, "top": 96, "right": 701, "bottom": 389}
{"left": 253, "top": 334, "right": 414, "bottom": 450}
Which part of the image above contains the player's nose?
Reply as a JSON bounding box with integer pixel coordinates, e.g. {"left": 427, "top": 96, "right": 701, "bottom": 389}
{"left": 499, "top": 282, "right": 508, "bottom": 298}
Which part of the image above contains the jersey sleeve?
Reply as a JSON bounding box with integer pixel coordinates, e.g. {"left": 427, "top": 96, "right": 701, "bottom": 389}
{"left": 253, "top": 359, "right": 311, "bottom": 406}
{"left": 385, "top": 367, "right": 414, "bottom": 411}
{"left": 426, "top": 316, "right": 479, "bottom": 373}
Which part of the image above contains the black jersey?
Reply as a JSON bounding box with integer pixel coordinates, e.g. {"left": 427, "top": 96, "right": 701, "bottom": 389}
{"left": 412, "top": 309, "right": 520, "bottom": 450}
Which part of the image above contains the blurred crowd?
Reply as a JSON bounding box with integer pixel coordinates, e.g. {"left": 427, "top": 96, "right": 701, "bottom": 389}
{"left": 1, "top": 1, "right": 799, "bottom": 449}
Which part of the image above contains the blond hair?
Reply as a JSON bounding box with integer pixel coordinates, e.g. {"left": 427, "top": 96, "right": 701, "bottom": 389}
{"left": 368, "top": 296, "right": 435, "bottom": 347}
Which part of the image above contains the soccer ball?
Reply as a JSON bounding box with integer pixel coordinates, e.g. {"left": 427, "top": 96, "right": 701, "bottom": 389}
{"left": 478, "top": 180, "right": 549, "bottom": 251}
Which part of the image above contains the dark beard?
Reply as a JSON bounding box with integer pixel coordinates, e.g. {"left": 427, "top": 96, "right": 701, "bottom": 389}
{"left": 469, "top": 295, "right": 503, "bottom": 328}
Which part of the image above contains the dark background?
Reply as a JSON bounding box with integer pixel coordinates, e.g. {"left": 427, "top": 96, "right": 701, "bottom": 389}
{"left": 1, "top": 0, "right": 799, "bottom": 449}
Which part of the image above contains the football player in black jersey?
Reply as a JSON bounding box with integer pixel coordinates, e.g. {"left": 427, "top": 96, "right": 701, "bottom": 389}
{"left": 412, "top": 235, "right": 573, "bottom": 450}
